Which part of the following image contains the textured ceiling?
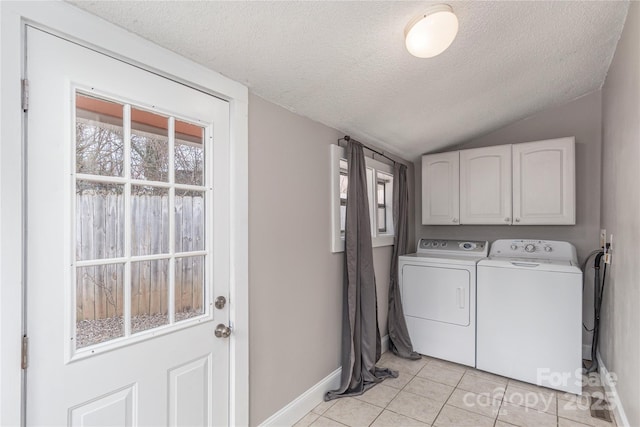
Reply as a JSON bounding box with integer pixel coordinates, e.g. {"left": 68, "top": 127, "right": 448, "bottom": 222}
{"left": 69, "top": 1, "right": 629, "bottom": 160}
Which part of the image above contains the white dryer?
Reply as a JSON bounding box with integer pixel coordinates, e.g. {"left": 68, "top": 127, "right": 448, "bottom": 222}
{"left": 399, "top": 238, "right": 488, "bottom": 367}
{"left": 477, "top": 239, "right": 582, "bottom": 394}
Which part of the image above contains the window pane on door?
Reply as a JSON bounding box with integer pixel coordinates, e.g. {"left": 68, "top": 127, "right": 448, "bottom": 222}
{"left": 131, "top": 108, "right": 169, "bottom": 182}
{"left": 73, "top": 90, "right": 210, "bottom": 354}
{"left": 76, "top": 93, "right": 124, "bottom": 177}
{"left": 175, "top": 190, "right": 205, "bottom": 252}
{"left": 76, "top": 181, "right": 125, "bottom": 261}
{"left": 175, "top": 120, "right": 204, "bottom": 186}
{"left": 131, "top": 185, "right": 169, "bottom": 256}
{"left": 131, "top": 259, "right": 170, "bottom": 334}
{"left": 175, "top": 256, "right": 205, "bottom": 322}
{"left": 76, "top": 263, "right": 125, "bottom": 348}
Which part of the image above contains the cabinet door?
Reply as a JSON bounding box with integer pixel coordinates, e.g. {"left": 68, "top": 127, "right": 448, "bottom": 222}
{"left": 512, "top": 137, "right": 575, "bottom": 225}
{"left": 422, "top": 152, "right": 459, "bottom": 225}
{"left": 460, "top": 145, "right": 512, "bottom": 224}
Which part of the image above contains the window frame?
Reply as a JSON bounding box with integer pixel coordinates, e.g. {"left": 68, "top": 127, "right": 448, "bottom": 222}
{"left": 339, "top": 159, "right": 348, "bottom": 236}
{"left": 71, "top": 88, "right": 213, "bottom": 359}
{"left": 376, "top": 171, "right": 393, "bottom": 234}
{"left": 330, "top": 144, "right": 395, "bottom": 253}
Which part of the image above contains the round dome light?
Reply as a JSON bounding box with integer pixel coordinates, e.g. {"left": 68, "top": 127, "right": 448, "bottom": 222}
{"left": 405, "top": 5, "right": 459, "bottom": 58}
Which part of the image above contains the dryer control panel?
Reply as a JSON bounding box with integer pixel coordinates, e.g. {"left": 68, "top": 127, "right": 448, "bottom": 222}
{"left": 489, "top": 239, "right": 577, "bottom": 263}
{"left": 417, "top": 239, "right": 489, "bottom": 256}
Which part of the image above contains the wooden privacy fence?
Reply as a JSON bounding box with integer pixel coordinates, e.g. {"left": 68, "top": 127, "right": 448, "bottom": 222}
{"left": 76, "top": 193, "right": 205, "bottom": 321}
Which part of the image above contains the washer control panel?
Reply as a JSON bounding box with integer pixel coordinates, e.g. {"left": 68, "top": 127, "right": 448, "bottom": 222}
{"left": 417, "top": 239, "right": 489, "bottom": 256}
{"left": 489, "top": 239, "right": 577, "bottom": 262}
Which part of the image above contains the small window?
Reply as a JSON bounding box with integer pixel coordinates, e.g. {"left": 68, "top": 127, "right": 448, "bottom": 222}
{"left": 339, "top": 160, "right": 348, "bottom": 236}
{"left": 330, "top": 145, "right": 395, "bottom": 252}
{"left": 377, "top": 179, "right": 386, "bottom": 233}
{"left": 376, "top": 172, "right": 393, "bottom": 236}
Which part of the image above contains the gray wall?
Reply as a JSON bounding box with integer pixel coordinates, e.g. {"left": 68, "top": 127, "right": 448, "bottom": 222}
{"left": 414, "top": 90, "right": 603, "bottom": 356}
{"left": 414, "top": 90, "right": 603, "bottom": 263}
{"left": 600, "top": 2, "right": 640, "bottom": 426}
{"left": 248, "top": 94, "right": 413, "bottom": 426}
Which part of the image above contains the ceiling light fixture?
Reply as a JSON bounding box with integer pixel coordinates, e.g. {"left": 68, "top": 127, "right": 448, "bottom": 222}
{"left": 405, "top": 4, "right": 459, "bottom": 58}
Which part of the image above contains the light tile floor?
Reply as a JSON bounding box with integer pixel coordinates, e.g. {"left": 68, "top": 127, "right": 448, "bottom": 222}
{"left": 295, "top": 352, "right": 617, "bottom": 427}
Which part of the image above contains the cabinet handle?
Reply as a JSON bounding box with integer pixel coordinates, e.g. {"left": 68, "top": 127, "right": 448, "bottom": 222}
{"left": 515, "top": 218, "right": 521, "bottom": 222}
{"left": 504, "top": 217, "right": 510, "bottom": 222}
{"left": 452, "top": 218, "right": 458, "bottom": 223}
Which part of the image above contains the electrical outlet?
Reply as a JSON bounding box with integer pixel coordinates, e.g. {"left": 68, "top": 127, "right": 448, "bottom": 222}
{"left": 600, "top": 229, "right": 606, "bottom": 248}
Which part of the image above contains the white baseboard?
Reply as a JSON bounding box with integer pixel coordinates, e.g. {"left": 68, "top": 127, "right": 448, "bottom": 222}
{"left": 259, "top": 367, "right": 342, "bottom": 427}
{"left": 583, "top": 344, "right": 592, "bottom": 360}
{"left": 259, "top": 335, "right": 391, "bottom": 427}
{"left": 597, "top": 351, "right": 630, "bottom": 427}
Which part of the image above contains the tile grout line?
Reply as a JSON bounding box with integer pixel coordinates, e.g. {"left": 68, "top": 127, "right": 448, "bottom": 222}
{"left": 334, "top": 353, "right": 614, "bottom": 427}
{"left": 426, "top": 362, "right": 469, "bottom": 426}
{"left": 373, "top": 357, "right": 432, "bottom": 426}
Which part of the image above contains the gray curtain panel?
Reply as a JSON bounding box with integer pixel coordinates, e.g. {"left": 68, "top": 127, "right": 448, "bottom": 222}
{"left": 325, "top": 141, "right": 397, "bottom": 401}
{"left": 388, "top": 163, "right": 421, "bottom": 360}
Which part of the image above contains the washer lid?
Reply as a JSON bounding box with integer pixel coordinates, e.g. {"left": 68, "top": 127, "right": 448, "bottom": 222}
{"left": 478, "top": 257, "right": 581, "bottom": 273}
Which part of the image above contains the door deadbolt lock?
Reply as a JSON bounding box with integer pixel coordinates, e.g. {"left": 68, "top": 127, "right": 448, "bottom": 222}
{"left": 215, "top": 324, "right": 231, "bottom": 338}
{"left": 214, "top": 296, "right": 226, "bottom": 309}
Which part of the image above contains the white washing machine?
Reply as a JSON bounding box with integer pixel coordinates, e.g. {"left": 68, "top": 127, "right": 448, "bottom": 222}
{"left": 477, "top": 239, "right": 582, "bottom": 394}
{"left": 399, "top": 238, "right": 488, "bottom": 367}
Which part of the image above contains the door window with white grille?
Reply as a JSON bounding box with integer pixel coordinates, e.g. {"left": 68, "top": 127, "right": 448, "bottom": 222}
{"left": 74, "top": 92, "right": 210, "bottom": 353}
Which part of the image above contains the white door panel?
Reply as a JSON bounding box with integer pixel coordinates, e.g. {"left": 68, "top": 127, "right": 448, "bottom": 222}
{"left": 512, "top": 137, "right": 575, "bottom": 225}
{"left": 26, "top": 27, "right": 230, "bottom": 426}
{"left": 401, "top": 265, "right": 470, "bottom": 326}
{"left": 421, "top": 152, "right": 459, "bottom": 225}
{"left": 460, "top": 145, "right": 512, "bottom": 224}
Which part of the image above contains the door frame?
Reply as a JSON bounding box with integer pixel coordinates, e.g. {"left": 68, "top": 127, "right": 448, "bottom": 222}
{"left": 0, "top": 2, "right": 249, "bottom": 426}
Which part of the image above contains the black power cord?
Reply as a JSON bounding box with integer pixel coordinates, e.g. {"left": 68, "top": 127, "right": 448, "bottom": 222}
{"left": 581, "top": 249, "right": 603, "bottom": 332}
{"left": 586, "top": 249, "right": 608, "bottom": 373}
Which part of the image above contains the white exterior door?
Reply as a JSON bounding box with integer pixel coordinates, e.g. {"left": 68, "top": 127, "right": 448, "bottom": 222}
{"left": 512, "top": 137, "right": 576, "bottom": 225}
{"left": 460, "top": 145, "right": 512, "bottom": 225}
{"left": 26, "top": 27, "right": 230, "bottom": 426}
{"left": 421, "top": 151, "right": 460, "bottom": 225}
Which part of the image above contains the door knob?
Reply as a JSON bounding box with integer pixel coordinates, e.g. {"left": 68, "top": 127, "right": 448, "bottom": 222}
{"left": 214, "top": 296, "right": 226, "bottom": 309}
{"left": 214, "top": 324, "right": 231, "bottom": 338}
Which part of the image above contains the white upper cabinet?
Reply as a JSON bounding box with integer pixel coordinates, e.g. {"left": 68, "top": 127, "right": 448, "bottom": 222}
{"left": 512, "top": 137, "right": 576, "bottom": 225}
{"left": 460, "top": 145, "right": 512, "bottom": 225}
{"left": 421, "top": 137, "right": 575, "bottom": 226}
{"left": 422, "top": 151, "right": 460, "bottom": 225}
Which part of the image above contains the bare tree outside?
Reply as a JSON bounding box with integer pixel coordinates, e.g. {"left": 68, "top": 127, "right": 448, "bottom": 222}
{"left": 74, "top": 94, "right": 207, "bottom": 349}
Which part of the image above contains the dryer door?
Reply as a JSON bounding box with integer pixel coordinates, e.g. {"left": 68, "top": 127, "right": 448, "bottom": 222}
{"left": 401, "top": 264, "right": 470, "bottom": 326}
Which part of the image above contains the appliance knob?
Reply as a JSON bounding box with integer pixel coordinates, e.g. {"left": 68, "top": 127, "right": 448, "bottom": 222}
{"left": 441, "top": 241, "right": 447, "bottom": 247}
{"left": 524, "top": 244, "right": 536, "bottom": 253}
{"left": 544, "top": 246, "right": 552, "bottom": 252}
{"left": 510, "top": 244, "right": 518, "bottom": 250}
